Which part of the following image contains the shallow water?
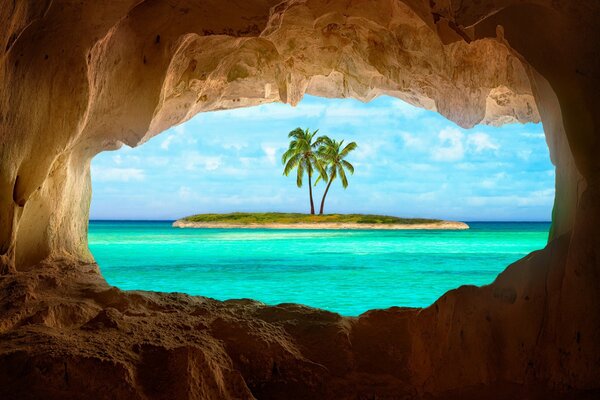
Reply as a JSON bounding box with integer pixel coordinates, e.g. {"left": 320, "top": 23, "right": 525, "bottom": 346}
{"left": 89, "top": 221, "right": 549, "bottom": 316}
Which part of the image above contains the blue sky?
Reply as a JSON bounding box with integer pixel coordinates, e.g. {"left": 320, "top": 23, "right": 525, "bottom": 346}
{"left": 90, "top": 95, "right": 554, "bottom": 221}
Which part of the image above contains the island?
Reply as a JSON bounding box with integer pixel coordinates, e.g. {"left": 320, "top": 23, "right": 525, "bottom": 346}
{"left": 172, "top": 213, "right": 469, "bottom": 230}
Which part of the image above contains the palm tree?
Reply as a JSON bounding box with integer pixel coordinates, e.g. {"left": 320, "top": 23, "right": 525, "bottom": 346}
{"left": 315, "top": 136, "right": 357, "bottom": 215}
{"left": 281, "top": 128, "right": 327, "bottom": 214}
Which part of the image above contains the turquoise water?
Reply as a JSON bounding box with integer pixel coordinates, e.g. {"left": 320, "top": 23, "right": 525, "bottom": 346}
{"left": 89, "top": 221, "right": 549, "bottom": 316}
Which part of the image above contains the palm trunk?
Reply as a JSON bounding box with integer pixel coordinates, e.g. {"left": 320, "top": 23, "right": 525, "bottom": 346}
{"left": 319, "top": 178, "right": 333, "bottom": 215}
{"left": 308, "top": 171, "right": 315, "bottom": 214}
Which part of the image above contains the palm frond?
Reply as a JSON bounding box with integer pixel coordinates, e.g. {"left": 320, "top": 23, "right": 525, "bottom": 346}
{"left": 296, "top": 163, "right": 304, "bottom": 187}
{"left": 338, "top": 165, "right": 348, "bottom": 188}
{"left": 288, "top": 127, "right": 305, "bottom": 139}
{"left": 312, "top": 157, "right": 328, "bottom": 182}
{"left": 341, "top": 159, "right": 354, "bottom": 174}
{"left": 283, "top": 153, "right": 302, "bottom": 176}
{"left": 329, "top": 165, "right": 338, "bottom": 181}
{"left": 314, "top": 135, "right": 331, "bottom": 148}
{"left": 307, "top": 128, "right": 319, "bottom": 144}
{"left": 339, "top": 141, "right": 358, "bottom": 158}
{"left": 281, "top": 147, "right": 296, "bottom": 164}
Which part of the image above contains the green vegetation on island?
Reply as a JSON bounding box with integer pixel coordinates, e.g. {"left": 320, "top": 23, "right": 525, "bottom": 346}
{"left": 180, "top": 212, "right": 442, "bottom": 225}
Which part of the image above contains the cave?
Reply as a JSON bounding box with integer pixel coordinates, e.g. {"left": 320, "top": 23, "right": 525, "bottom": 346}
{"left": 1, "top": 0, "right": 599, "bottom": 399}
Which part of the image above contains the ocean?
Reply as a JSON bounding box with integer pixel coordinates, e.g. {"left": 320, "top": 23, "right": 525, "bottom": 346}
{"left": 89, "top": 221, "right": 549, "bottom": 316}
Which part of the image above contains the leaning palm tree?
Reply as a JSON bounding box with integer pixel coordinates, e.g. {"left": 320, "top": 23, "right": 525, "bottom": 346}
{"left": 315, "top": 136, "right": 358, "bottom": 215}
{"left": 281, "top": 128, "right": 327, "bottom": 214}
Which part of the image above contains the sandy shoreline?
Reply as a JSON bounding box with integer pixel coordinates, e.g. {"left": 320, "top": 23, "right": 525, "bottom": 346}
{"left": 172, "top": 220, "right": 469, "bottom": 230}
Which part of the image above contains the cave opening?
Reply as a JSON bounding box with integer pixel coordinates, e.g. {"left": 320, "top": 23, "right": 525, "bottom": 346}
{"left": 3, "top": 0, "right": 600, "bottom": 396}
{"left": 89, "top": 95, "right": 554, "bottom": 315}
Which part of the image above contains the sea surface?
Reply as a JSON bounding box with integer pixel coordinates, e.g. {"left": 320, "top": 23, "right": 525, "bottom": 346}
{"left": 89, "top": 221, "right": 550, "bottom": 316}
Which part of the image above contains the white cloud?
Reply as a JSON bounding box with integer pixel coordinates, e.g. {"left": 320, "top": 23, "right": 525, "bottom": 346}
{"left": 517, "top": 149, "right": 532, "bottom": 161}
{"left": 353, "top": 140, "right": 386, "bottom": 161}
{"left": 161, "top": 135, "right": 175, "bottom": 150}
{"left": 223, "top": 142, "right": 248, "bottom": 151}
{"left": 92, "top": 167, "right": 145, "bottom": 182}
{"left": 183, "top": 152, "right": 221, "bottom": 171}
{"left": 321, "top": 99, "right": 425, "bottom": 122}
{"left": 146, "top": 156, "right": 169, "bottom": 166}
{"left": 521, "top": 132, "right": 545, "bottom": 139}
{"left": 390, "top": 99, "right": 425, "bottom": 119}
{"left": 239, "top": 157, "right": 256, "bottom": 168}
{"left": 174, "top": 125, "right": 186, "bottom": 135}
{"left": 414, "top": 183, "right": 448, "bottom": 202}
{"left": 324, "top": 104, "right": 367, "bottom": 118}
{"left": 465, "top": 188, "right": 555, "bottom": 208}
{"left": 481, "top": 172, "right": 507, "bottom": 189}
{"left": 430, "top": 130, "right": 498, "bottom": 162}
{"left": 467, "top": 132, "right": 499, "bottom": 153}
{"left": 431, "top": 128, "right": 464, "bottom": 162}
{"left": 465, "top": 196, "right": 488, "bottom": 207}
{"left": 204, "top": 158, "right": 221, "bottom": 171}
{"left": 111, "top": 155, "right": 141, "bottom": 165}
{"left": 404, "top": 163, "right": 437, "bottom": 172}
{"left": 210, "top": 102, "right": 326, "bottom": 120}
{"left": 324, "top": 104, "right": 390, "bottom": 120}
{"left": 455, "top": 162, "right": 477, "bottom": 170}
{"left": 200, "top": 192, "right": 285, "bottom": 207}
{"left": 160, "top": 124, "right": 197, "bottom": 150}
{"left": 401, "top": 132, "right": 426, "bottom": 150}
{"left": 480, "top": 179, "right": 495, "bottom": 189}
{"left": 178, "top": 186, "right": 193, "bottom": 200}
{"left": 519, "top": 188, "right": 555, "bottom": 206}
{"left": 261, "top": 144, "right": 279, "bottom": 165}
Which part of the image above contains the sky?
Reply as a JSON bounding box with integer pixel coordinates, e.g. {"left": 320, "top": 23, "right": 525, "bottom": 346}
{"left": 90, "top": 95, "right": 554, "bottom": 221}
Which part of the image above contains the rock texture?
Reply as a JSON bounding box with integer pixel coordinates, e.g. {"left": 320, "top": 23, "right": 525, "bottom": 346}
{"left": 1, "top": 0, "right": 599, "bottom": 398}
